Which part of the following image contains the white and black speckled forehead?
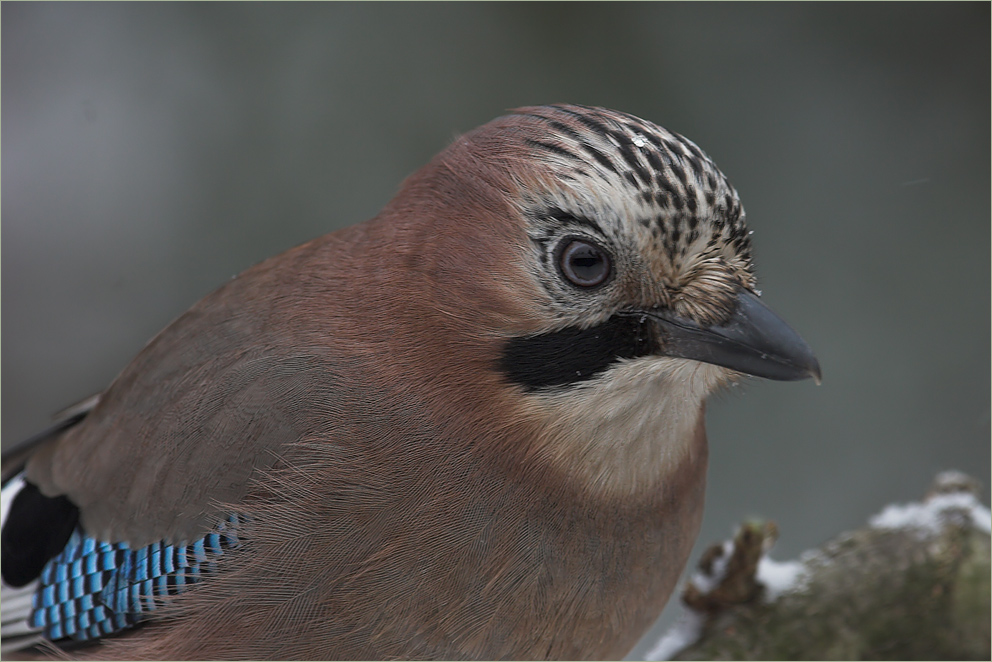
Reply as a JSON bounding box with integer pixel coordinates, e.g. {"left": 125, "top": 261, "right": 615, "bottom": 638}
{"left": 507, "top": 104, "right": 754, "bottom": 271}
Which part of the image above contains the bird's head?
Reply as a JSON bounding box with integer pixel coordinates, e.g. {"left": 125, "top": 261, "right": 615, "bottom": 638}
{"left": 372, "top": 104, "right": 819, "bottom": 492}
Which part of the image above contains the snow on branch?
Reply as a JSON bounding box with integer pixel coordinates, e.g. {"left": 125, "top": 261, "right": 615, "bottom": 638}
{"left": 649, "top": 471, "right": 991, "bottom": 660}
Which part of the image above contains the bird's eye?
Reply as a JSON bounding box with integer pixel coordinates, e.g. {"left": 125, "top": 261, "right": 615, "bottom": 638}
{"left": 558, "top": 238, "right": 612, "bottom": 288}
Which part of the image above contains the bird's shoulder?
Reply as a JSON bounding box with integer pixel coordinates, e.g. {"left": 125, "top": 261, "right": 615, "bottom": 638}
{"left": 23, "top": 231, "right": 370, "bottom": 547}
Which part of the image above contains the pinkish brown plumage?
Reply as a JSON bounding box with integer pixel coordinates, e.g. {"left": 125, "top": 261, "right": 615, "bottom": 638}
{"left": 2, "top": 105, "right": 818, "bottom": 659}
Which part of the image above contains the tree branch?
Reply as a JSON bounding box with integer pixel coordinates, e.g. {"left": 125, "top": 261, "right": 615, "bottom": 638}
{"left": 650, "top": 471, "right": 991, "bottom": 660}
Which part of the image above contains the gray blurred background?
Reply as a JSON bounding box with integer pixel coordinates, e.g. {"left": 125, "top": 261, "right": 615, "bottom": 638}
{"left": 3, "top": 3, "right": 989, "bottom": 656}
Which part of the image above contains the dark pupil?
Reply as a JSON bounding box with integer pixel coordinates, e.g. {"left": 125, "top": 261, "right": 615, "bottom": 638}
{"left": 571, "top": 247, "right": 601, "bottom": 273}
{"left": 561, "top": 240, "right": 610, "bottom": 287}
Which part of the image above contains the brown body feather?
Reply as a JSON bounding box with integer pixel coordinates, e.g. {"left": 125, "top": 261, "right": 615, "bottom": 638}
{"left": 7, "top": 106, "right": 818, "bottom": 659}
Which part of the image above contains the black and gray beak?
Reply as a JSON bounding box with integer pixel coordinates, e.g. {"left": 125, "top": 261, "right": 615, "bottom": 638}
{"left": 649, "top": 288, "right": 821, "bottom": 382}
{"left": 499, "top": 287, "right": 819, "bottom": 391}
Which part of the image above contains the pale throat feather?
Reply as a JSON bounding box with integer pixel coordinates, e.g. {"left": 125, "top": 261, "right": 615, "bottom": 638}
{"left": 528, "top": 358, "right": 728, "bottom": 497}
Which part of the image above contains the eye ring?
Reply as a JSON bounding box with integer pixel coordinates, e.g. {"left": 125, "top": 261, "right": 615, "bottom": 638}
{"left": 556, "top": 238, "right": 612, "bottom": 288}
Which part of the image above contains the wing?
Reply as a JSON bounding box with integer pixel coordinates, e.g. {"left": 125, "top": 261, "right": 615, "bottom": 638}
{"left": 23, "top": 306, "right": 303, "bottom": 547}
{"left": 19, "top": 237, "right": 351, "bottom": 548}
{"left": 1, "top": 236, "right": 357, "bottom": 651}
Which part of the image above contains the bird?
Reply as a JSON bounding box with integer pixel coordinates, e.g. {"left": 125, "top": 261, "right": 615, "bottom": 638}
{"left": 1, "top": 104, "right": 820, "bottom": 660}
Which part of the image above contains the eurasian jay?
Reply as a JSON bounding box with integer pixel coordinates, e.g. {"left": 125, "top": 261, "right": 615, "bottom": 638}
{"left": 1, "top": 104, "right": 819, "bottom": 660}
